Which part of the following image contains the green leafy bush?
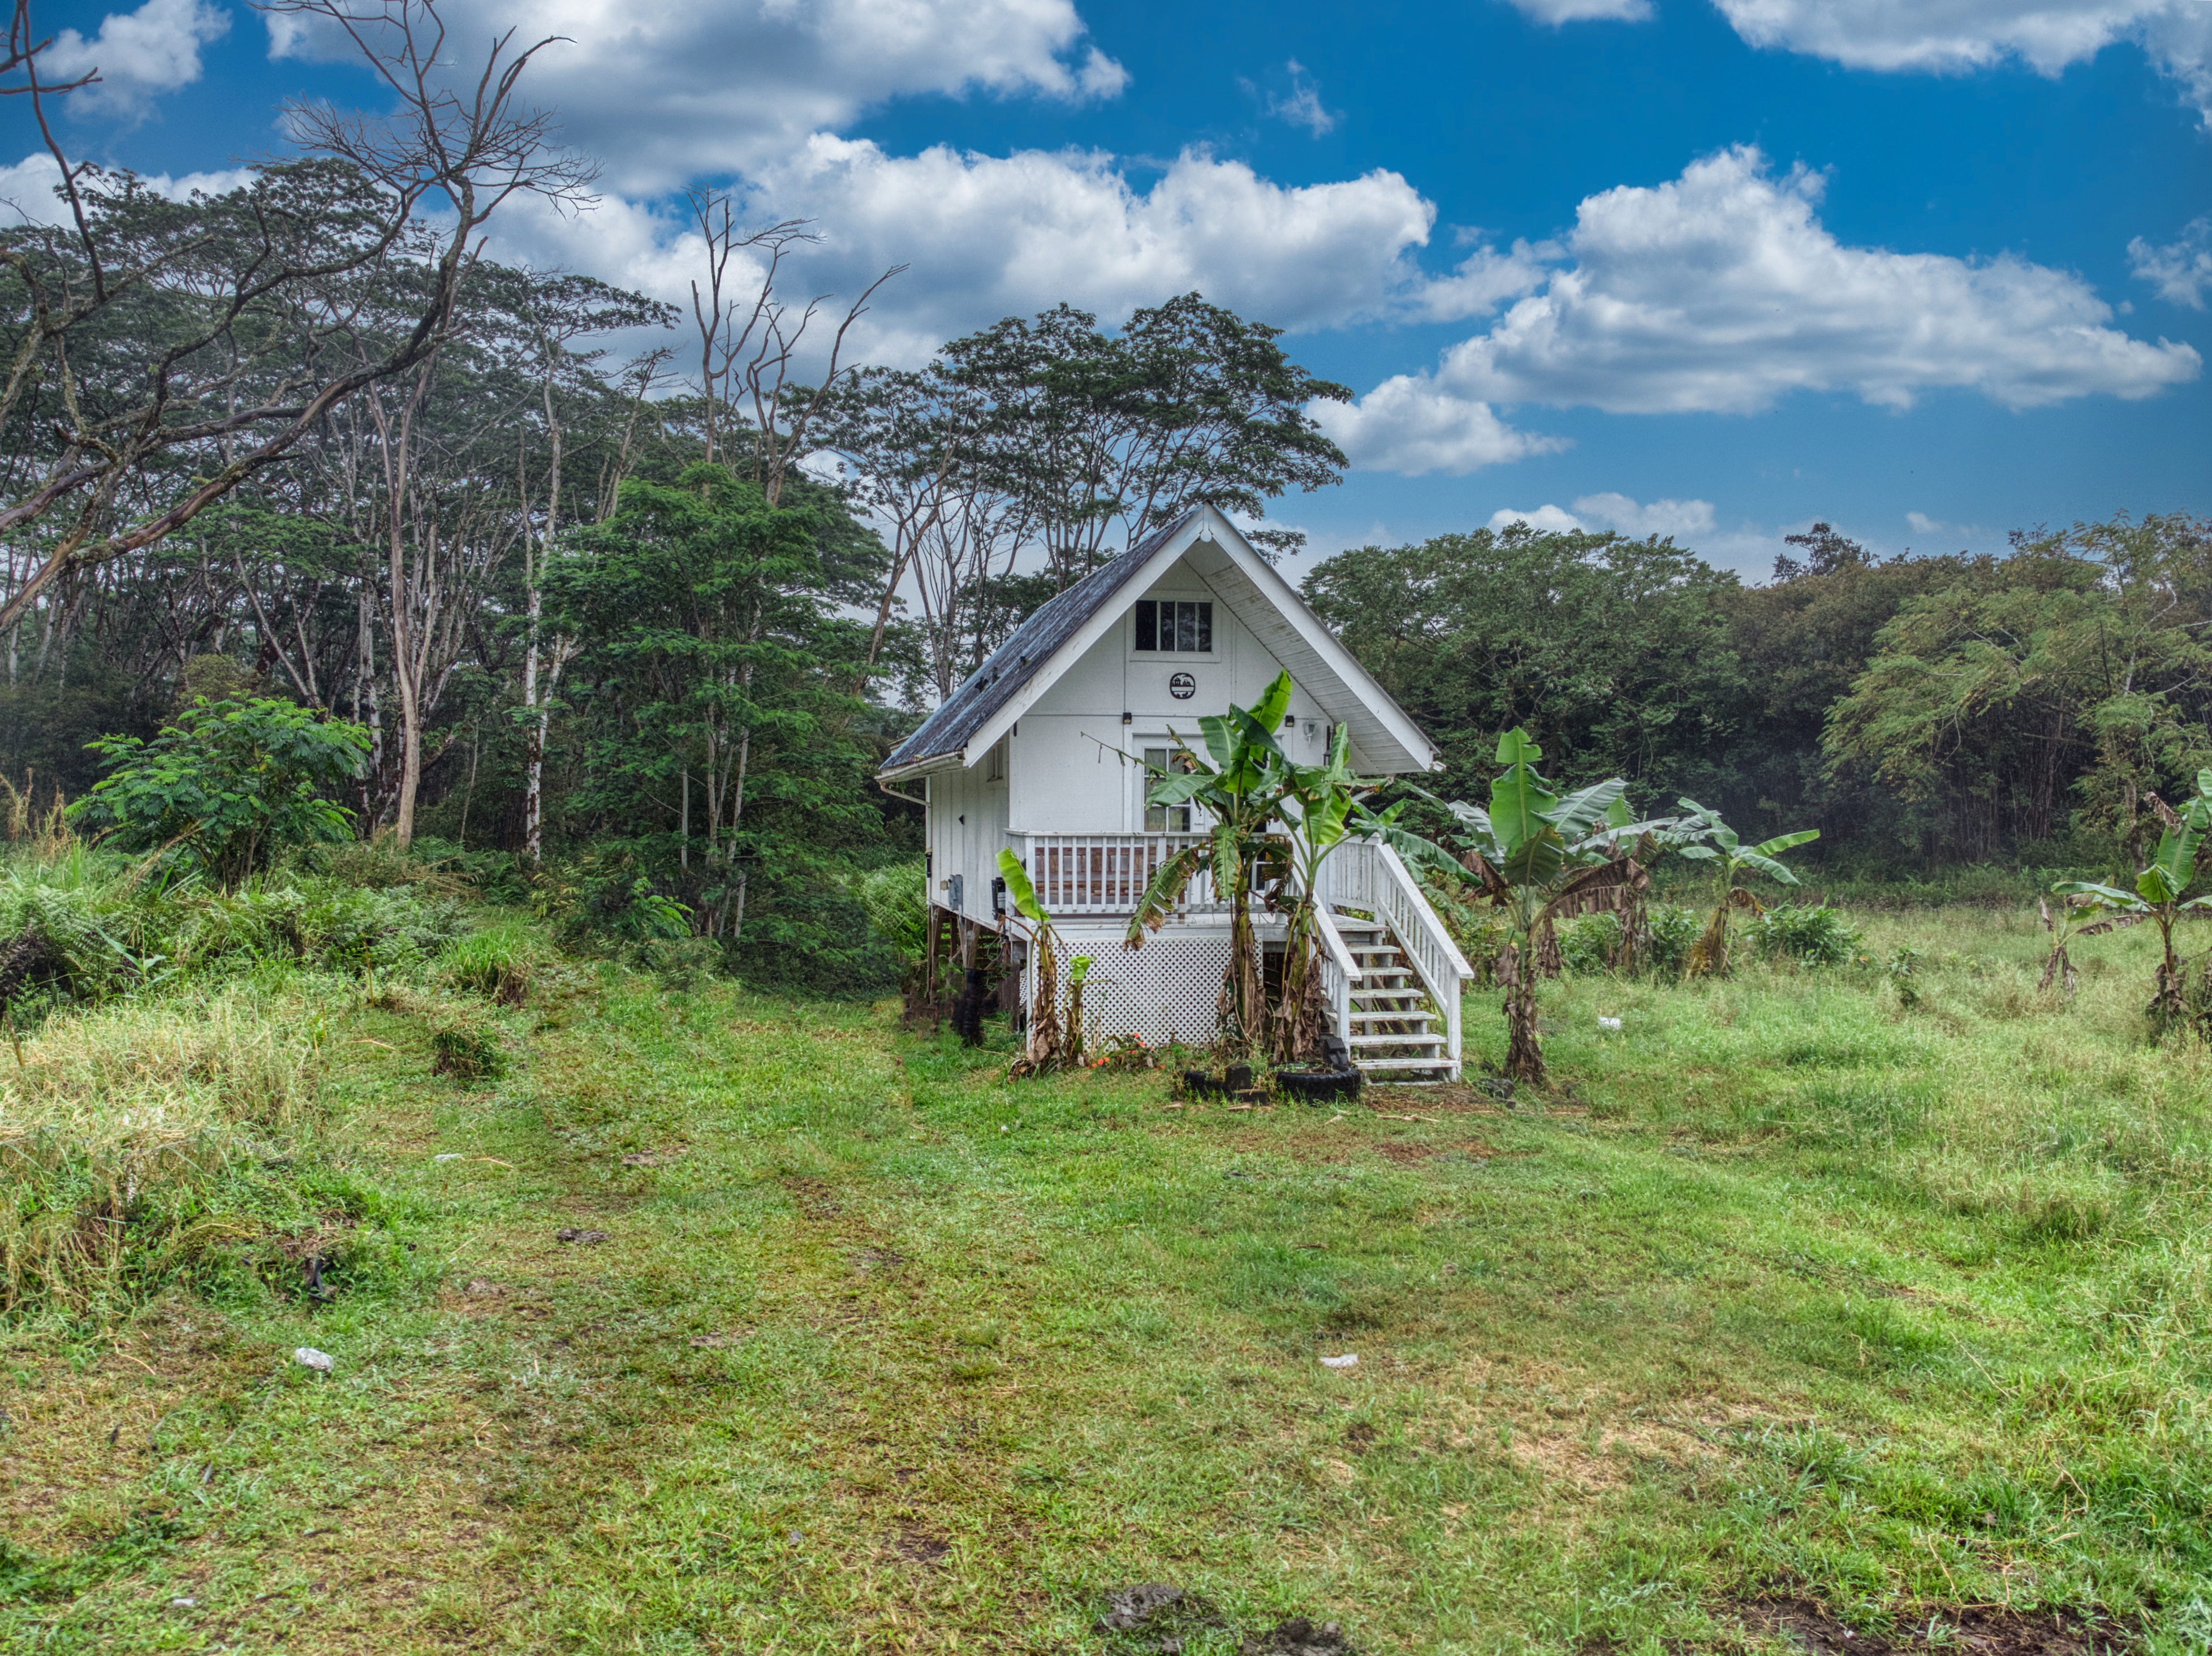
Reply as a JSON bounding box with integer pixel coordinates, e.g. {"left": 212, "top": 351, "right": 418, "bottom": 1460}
{"left": 855, "top": 860, "right": 927, "bottom": 965}
{"left": 1643, "top": 904, "right": 1700, "bottom": 977}
{"left": 1750, "top": 903, "right": 1862, "bottom": 967}
{"left": 68, "top": 697, "right": 370, "bottom": 889}
{"left": 1558, "top": 912, "right": 1620, "bottom": 976}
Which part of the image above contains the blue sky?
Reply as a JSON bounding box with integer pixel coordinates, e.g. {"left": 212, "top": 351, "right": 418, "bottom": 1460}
{"left": 7, "top": 0, "right": 2210, "bottom": 575}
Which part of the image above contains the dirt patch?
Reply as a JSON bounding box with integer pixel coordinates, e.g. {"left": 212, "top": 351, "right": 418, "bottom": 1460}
{"left": 892, "top": 1526, "right": 950, "bottom": 1564}
{"left": 619, "top": 1147, "right": 687, "bottom": 1167}
{"left": 1243, "top": 1617, "right": 1357, "bottom": 1655}
{"left": 1365, "top": 1085, "right": 1509, "bottom": 1115}
{"left": 782, "top": 1176, "right": 845, "bottom": 1218}
{"left": 687, "top": 1329, "right": 751, "bottom": 1349}
{"left": 1099, "top": 1584, "right": 1228, "bottom": 1653}
{"left": 1098, "top": 1586, "right": 1359, "bottom": 1656}
{"left": 554, "top": 1228, "right": 609, "bottom": 1245}
{"left": 1731, "top": 1598, "right": 2127, "bottom": 1656}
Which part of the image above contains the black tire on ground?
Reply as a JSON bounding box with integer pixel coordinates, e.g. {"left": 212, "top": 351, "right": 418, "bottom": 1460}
{"left": 1274, "top": 1068, "right": 1362, "bottom": 1105}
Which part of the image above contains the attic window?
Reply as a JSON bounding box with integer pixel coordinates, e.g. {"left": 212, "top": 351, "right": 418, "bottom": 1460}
{"left": 1135, "top": 599, "right": 1211, "bottom": 653}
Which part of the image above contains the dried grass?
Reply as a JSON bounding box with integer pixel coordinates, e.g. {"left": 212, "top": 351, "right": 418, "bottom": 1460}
{"left": 0, "top": 984, "right": 329, "bottom": 1313}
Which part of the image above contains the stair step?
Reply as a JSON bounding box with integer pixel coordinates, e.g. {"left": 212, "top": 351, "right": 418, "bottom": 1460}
{"left": 1349, "top": 1034, "right": 1443, "bottom": 1049}
{"left": 1347, "top": 1012, "right": 1432, "bottom": 1024}
{"left": 1355, "top": 1056, "right": 1457, "bottom": 1072}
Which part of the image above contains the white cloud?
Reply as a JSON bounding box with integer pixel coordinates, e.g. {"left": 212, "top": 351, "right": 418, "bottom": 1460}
{"left": 2131, "top": 217, "right": 2212, "bottom": 308}
{"left": 1265, "top": 60, "right": 1339, "bottom": 137}
{"left": 1481, "top": 493, "right": 1718, "bottom": 537}
{"left": 1487, "top": 503, "right": 1588, "bottom": 532}
{"left": 1408, "top": 238, "right": 1555, "bottom": 323}
{"left": 1710, "top": 0, "right": 2212, "bottom": 122}
{"left": 1499, "top": 0, "right": 1653, "bottom": 22}
{"left": 491, "top": 139, "right": 1445, "bottom": 365}
{"left": 1311, "top": 377, "right": 1566, "bottom": 476}
{"left": 42, "top": 0, "right": 229, "bottom": 118}
{"left": 1571, "top": 491, "right": 1718, "bottom": 537}
{"left": 275, "top": 0, "right": 1128, "bottom": 196}
{"left": 1403, "top": 145, "right": 2197, "bottom": 417}
{"left": 0, "top": 149, "right": 257, "bottom": 224}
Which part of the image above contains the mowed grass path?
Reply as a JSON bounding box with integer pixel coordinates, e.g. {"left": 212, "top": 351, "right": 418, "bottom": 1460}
{"left": 3, "top": 907, "right": 2209, "bottom": 1654}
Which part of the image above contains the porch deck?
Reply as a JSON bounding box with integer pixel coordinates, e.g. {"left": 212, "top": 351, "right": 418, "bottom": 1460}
{"left": 1011, "top": 831, "right": 1473, "bottom": 1080}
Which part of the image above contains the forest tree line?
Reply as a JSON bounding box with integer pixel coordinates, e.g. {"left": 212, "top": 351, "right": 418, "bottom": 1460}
{"left": 2, "top": 0, "right": 2206, "bottom": 987}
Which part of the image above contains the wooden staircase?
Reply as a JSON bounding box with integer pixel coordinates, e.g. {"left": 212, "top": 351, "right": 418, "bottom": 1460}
{"left": 1330, "top": 913, "right": 1454, "bottom": 1083}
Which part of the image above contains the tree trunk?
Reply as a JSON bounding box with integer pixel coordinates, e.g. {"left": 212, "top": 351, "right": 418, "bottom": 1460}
{"left": 1503, "top": 951, "right": 1546, "bottom": 1086}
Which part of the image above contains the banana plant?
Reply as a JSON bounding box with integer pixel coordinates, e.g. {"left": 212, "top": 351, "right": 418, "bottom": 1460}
{"left": 2054, "top": 773, "right": 2212, "bottom": 1036}
{"left": 1126, "top": 669, "right": 1295, "bottom": 1058}
{"left": 997, "top": 847, "right": 1063, "bottom": 1068}
{"left": 1672, "top": 798, "right": 1819, "bottom": 978}
{"left": 1563, "top": 797, "right": 1702, "bottom": 974}
{"left": 1269, "top": 721, "right": 1369, "bottom": 1064}
{"left": 1445, "top": 730, "right": 1641, "bottom": 1085}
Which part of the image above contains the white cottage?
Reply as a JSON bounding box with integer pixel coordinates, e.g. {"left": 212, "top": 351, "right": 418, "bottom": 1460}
{"left": 877, "top": 506, "right": 1472, "bottom": 1081}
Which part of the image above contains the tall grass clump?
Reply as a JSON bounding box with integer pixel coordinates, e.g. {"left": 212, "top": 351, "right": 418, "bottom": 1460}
{"left": 0, "top": 981, "right": 337, "bottom": 1317}
{"left": 443, "top": 917, "right": 540, "bottom": 1006}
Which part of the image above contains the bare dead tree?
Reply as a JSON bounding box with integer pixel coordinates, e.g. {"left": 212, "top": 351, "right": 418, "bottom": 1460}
{"left": 681, "top": 187, "right": 903, "bottom": 504}
{"left": 260, "top": 0, "right": 597, "bottom": 845}
{"left": 0, "top": 0, "right": 594, "bottom": 642}
{"left": 687, "top": 191, "right": 810, "bottom": 471}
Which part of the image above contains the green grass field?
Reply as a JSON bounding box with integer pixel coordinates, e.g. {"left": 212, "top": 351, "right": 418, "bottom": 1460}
{"left": 3, "top": 904, "right": 2209, "bottom": 1655}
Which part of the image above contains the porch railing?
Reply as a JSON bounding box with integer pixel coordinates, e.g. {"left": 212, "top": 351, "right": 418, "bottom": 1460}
{"left": 1317, "top": 838, "right": 1474, "bottom": 1077}
{"left": 1015, "top": 833, "right": 1223, "bottom": 916}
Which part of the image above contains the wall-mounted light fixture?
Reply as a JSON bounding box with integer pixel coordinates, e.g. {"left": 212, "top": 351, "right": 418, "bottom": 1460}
{"left": 1120, "top": 711, "right": 1133, "bottom": 724}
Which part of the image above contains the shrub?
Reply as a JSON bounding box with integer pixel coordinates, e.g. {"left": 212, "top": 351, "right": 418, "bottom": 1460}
{"left": 1558, "top": 912, "right": 1621, "bottom": 976}
{"left": 1644, "top": 904, "right": 1700, "bottom": 977}
{"left": 1750, "top": 903, "right": 1862, "bottom": 967}
{"left": 296, "top": 882, "right": 466, "bottom": 974}
{"left": 632, "top": 934, "right": 725, "bottom": 989}
{"left": 855, "top": 860, "right": 927, "bottom": 965}
{"left": 67, "top": 697, "right": 370, "bottom": 890}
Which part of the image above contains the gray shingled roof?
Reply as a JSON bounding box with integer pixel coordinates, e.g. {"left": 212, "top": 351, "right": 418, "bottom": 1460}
{"left": 879, "top": 508, "right": 1199, "bottom": 777}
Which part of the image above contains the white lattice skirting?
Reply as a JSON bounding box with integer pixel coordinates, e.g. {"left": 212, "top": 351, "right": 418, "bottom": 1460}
{"left": 1033, "top": 924, "right": 1231, "bottom": 1051}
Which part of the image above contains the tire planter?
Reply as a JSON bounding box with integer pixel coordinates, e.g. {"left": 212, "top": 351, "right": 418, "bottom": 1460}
{"left": 1274, "top": 1067, "right": 1362, "bottom": 1105}
{"left": 1182, "top": 1063, "right": 1256, "bottom": 1099}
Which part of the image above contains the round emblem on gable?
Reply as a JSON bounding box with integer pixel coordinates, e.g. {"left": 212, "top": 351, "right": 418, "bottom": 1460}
{"left": 1168, "top": 671, "right": 1197, "bottom": 701}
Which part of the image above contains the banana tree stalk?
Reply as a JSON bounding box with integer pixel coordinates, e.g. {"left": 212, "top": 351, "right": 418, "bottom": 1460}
{"left": 2055, "top": 773, "right": 2212, "bottom": 1038}
{"left": 1438, "top": 731, "right": 1641, "bottom": 1086}
{"left": 997, "top": 847, "right": 1062, "bottom": 1068}
{"left": 1672, "top": 798, "right": 1819, "bottom": 979}
{"left": 1273, "top": 723, "right": 1368, "bottom": 1064}
{"left": 1126, "top": 671, "right": 1295, "bottom": 1062}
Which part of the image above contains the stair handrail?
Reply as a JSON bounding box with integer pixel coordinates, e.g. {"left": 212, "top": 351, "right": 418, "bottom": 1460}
{"left": 1311, "top": 902, "right": 1364, "bottom": 984}
{"left": 1372, "top": 840, "right": 1474, "bottom": 980}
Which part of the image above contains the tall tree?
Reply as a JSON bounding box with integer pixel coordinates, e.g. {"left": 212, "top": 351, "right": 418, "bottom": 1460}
{"left": 0, "top": 0, "right": 594, "bottom": 640}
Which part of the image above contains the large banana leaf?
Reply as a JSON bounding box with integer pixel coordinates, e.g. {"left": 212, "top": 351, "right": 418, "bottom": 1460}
{"left": 1736, "top": 849, "right": 1805, "bottom": 886}
{"left": 997, "top": 847, "right": 1048, "bottom": 926}
{"left": 1750, "top": 829, "right": 1820, "bottom": 858}
{"left": 1488, "top": 731, "right": 1560, "bottom": 861}
{"left": 1676, "top": 797, "right": 1739, "bottom": 853}
{"left": 1551, "top": 777, "right": 1628, "bottom": 838}
{"left": 2053, "top": 878, "right": 2147, "bottom": 912}
{"left": 1123, "top": 842, "right": 1212, "bottom": 944}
